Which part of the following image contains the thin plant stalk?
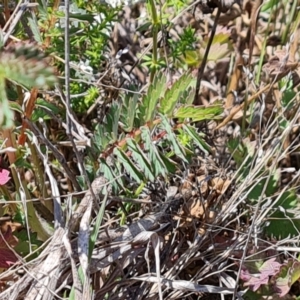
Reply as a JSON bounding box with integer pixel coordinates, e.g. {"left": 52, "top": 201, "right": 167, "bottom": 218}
{"left": 148, "top": 0, "right": 159, "bottom": 83}
{"left": 255, "top": 6, "right": 273, "bottom": 85}
{"left": 193, "top": 7, "right": 221, "bottom": 104}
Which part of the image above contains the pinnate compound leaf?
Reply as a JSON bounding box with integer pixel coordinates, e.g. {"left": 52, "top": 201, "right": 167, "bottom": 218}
{"left": 0, "top": 226, "right": 18, "bottom": 268}
{"left": 174, "top": 104, "right": 223, "bottom": 121}
{"left": 106, "top": 102, "right": 121, "bottom": 142}
{"left": 121, "top": 92, "right": 139, "bottom": 131}
{"left": 160, "top": 73, "right": 196, "bottom": 116}
{"left": 183, "top": 125, "right": 210, "bottom": 154}
{"left": 126, "top": 138, "right": 155, "bottom": 181}
{"left": 141, "top": 127, "right": 167, "bottom": 177}
{"left": 99, "top": 158, "right": 120, "bottom": 193}
{"left": 158, "top": 150, "right": 177, "bottom": 173}
{"left": 0, "top": 43, "right": 56, "bottom": 88}
{"left": 114, "top": 148, "right": 144, "bottom": 183}
{"left": 140, "top": 72, "right": 166, "bottom": 123}
{"left": 160, "top": 115, "right": 188, "bottom": 162}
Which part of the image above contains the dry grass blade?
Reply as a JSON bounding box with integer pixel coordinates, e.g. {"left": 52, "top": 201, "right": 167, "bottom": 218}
{"left": 131, "top": 275, "right": 244, "bottom": 298}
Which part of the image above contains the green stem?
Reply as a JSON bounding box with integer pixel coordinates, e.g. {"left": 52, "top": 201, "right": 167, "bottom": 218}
{"left": 255, "top": 6, "right": 273, "bottom": 85}
{"left": 149, "top": 0, "right": 159, "bottom": 82}
{"left": 282, "top": 0, "right": 298, "bottom": 44}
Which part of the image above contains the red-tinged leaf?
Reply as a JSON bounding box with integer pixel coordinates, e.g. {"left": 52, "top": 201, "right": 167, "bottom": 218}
{"left": 259, "top": 257, "right": 281, "bottom": 277}
{"left": 243, "top": 272, "right": 269, "bottom": 291}
{"left": 289, "top": 260, "right": 300, "bottom": 286}
{"left": 274, "top": 259, "right": 300, "bottom": 297}
{"left": 0, "top": 226, "right": 19, "bottom": 268}
{"left": 240, "top": 269, "right": 251, "bottom": 281}
{"left": 0, "top": 168, "right": 10, "bottom": 185}
{"left": 275, "top": 264, "right": 290, "bottom": 297}
{"left": 0, "top": 248, "right": 18, "bottom": 268}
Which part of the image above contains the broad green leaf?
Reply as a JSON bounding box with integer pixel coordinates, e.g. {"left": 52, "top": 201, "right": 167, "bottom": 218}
{"left": 114, "top": 148, "right": 144, "bottom": 183}
{"left": 174, "top": 104, "right": 223, "bottom": 121}
{"left": 183, "top": 125, "right": 210, "bottom": 154}
{"left": 264, "top": 191, "right": 300, "bottom": 238}
{"left": 248, "top": 169, "right": 279, "bottom": 201}
{"left": 126, "top": 138, "right": 155, "bottom": 181}
{"left": 160, "top": 73, "right": 196, "bottom": 116}
{"left": 160, "top": 115, "right": 188, "bottom": 162}
{"left": 14, "top": 230, "right": 42, "bottom": 257}
{"left": 141, "top": 72, "right": 166, "bottom": 122}
{"left": 141, "top": 127, "right": 167, "bottom": 177}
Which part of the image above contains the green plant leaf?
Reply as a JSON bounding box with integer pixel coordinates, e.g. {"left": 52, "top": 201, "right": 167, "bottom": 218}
{"left": 158, "top": 150, "right": 177, "bottom": 173}
{"left": 0, "top": 43, "right": 56, "bottom": 88}
{"left": 9, "top": 101, "right": 23, "bottom": 114}
{"left": 160, "top": 73, "right": 195, "bottom": 116}
{"left": 184, "top": 50, "right": 200, "bottom": 67}
{"left": 264, "top": 190, "right": 300, "bottom": 238}
{"left": 0, "top": 79, "right": 13, "bottom": 128}
{"left": 106, "top": 102, "right": 121, "bottom": 142}
{"left": 89, "top": 193, "right": 108, "bottom": 258}
{"left": 183, "top": 125, "right": 210, "bottom": 154}
{"left": 140, "top": 72, "right": 166, "bottom": 123}
{"left": 174, "top": 104, "right": 223, "bottom": 121}
{"left": 141, "top": 127, "right": 167, "bottom": 177}
{"left": 274, "top": 259, "right": 300, "bottom": 297}
{"left": 93, "top": 124, "right": 111, "bottom": 153}
{"left": 99, "top": 158, "right": 120, "bottom": 194}
{"left": 27, "top": 14, "right": 42, "bottom": 43}
{"left": 248, "top": 169, "right": 279, "bottom": 201}
{"left": 160, "top": 115, "right": 188, "bottom": 162}
{"left": 261, "top": 0, "right": 280, "bottom": 12}
{"left": 114, "top": 148, "right": 144, "bottom": 183}
{"left": 126, "top": 138, "right": 155, "bottom": 181}
{"left": 14, "top": 230, "right": 43, "bottom": 257}
{"left": 121, "top": 91, "right": 139, "bottom": 132}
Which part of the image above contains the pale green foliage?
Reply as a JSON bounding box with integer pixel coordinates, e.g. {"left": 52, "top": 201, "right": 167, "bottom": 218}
{"left": 91, "top": 72, "right": 223, "bottom": 188}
